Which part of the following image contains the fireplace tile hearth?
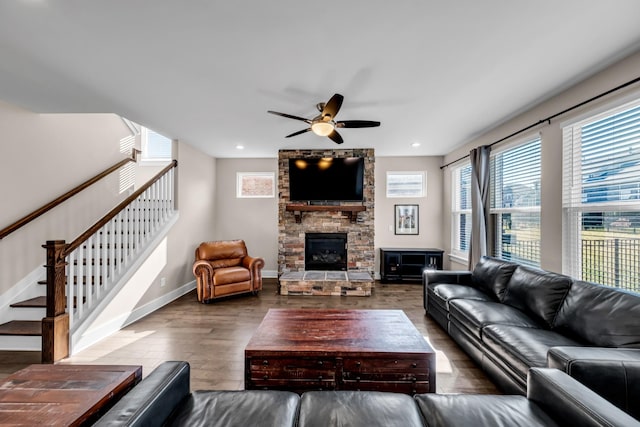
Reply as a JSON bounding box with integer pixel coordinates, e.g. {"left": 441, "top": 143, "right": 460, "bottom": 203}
{"left": 279, "top": 271, "right": 373, "bottom": 296}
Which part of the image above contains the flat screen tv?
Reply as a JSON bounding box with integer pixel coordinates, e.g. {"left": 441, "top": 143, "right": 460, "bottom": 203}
{"left": 288, "top": 157, "right": 364, "bottom": 202}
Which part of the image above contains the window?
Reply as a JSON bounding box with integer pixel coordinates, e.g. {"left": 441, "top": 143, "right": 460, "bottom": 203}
{"left": 386, "top": 171, "right": 426, "bottom": 198}
{"left": 141, "top": 127, "right": 172, "bottom": 162}
{"left": 490, "top": 137, "right": 541, "bottom": 267}
{"left": 562, "top": 99, "right": 640, "bottom": 292}
{"left": 451, "top": 162, "right": 471, "bottom": 259}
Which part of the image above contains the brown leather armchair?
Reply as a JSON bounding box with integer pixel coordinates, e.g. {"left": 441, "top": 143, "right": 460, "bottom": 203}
{"left": 192, "top": 240, "right": 265, "bottom": 303}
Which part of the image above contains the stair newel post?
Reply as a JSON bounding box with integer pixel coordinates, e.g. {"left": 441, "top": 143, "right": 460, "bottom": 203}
{"left": 42, "top": 239, "right": 70, "bottom": 364}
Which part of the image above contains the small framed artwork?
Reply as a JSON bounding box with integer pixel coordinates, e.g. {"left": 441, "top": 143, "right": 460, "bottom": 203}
{"left": 236, "top": 172, "right": 275, "bottom": 198}
{"left": 395, "top": 204, "right": 419, "bottom": 235}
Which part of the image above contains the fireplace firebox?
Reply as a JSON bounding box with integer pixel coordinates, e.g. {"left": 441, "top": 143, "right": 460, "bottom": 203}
{"left": 305, "top": 233, "right": 347, "bottom": 271}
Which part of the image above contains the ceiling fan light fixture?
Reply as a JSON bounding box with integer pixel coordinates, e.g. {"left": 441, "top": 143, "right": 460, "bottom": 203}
{"left": 311, "top": 121, "right": 334, "bottom": 136}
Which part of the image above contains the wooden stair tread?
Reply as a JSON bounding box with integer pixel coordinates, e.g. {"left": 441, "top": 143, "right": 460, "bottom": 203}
{"left": 0, "top": 320, "right": 42, "bottom": 336}
{"left": 10, "top": 297, "right": 46, "bottom": 308}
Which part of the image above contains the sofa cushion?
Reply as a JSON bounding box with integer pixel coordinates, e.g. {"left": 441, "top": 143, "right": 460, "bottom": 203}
{"left": 212, "top": 266, "right": 251, "bottom": 286}
{"left": 414, "top": 394, "right": 559, "bottom": 427}
{"left": 449, "top": 299, "right": 542, "bottom": 340}
{"left": 297, "top": 391, "right": 424, "bottom": 427}
{"left": 554, "top": 280, "right": 640, "bottom": 347}
{"left": 482, "top": 325, "right": 582, "bottom": 381}
{"left": 471, "top": 256, "right": 518, "bottom": 301}
{"left": 196, "top": 240, "right": 248, "bottom": 270}
{"left": 166, "top": 390, "right": 299, "bottom": 427}
{"left": 429, "top": 283, "right": 493, "bottom": 311}
{"left": 503, "top": 266, "right": 572, "bottom": 329}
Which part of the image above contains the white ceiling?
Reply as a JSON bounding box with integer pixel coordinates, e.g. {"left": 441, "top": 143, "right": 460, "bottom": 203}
{"left": 2, "top": 1, "right": 640, "bottom": 158}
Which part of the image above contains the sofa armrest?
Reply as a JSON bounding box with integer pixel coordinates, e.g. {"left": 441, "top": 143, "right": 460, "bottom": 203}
{"left": 243, "top": 255, "right": 265, "bottom": 292}
{"left": 423, "top": 270, "right": 473, "bottom": 310}
{"left": 192, "top": 260, "right": 214, "bottom": 277}
{"left": 527, "top": 367, "right": 640, "bottom": 427}
{"left": 242, "top": 255, "right": 265, "bottom": 272}
{"left": 548, "top": 346, "right": 640, "bottom": 420}
{"left": 94, "top": 361, "right": 191, "bottom": 426}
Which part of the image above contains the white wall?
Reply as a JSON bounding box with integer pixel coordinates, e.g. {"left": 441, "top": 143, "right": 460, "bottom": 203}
{"left": 374, "top": 156, "right": 445, "bottom": 274}
{"left": 0, "top": 101, "right": 131, "bottom": 295}
{"left": 213, "top": 158, "right": 279, "bottom": 276}
{"left": 442, "top": 49, "right": 640, "bottom": 272}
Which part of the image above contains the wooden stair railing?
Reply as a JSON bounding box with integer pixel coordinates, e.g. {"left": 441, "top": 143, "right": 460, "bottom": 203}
{"left": 42, "top": 160, "right": 178, "bottom": 363}
{"left": 0, "top": 149, "right": 140, "bottom": 240}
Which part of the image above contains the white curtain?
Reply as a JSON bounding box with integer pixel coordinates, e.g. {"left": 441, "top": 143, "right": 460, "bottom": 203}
{"left": 468, "top": 145, "right": 491, "bottom": 269}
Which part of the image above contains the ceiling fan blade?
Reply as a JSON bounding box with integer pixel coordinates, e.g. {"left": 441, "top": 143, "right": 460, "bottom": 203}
{"left": 328, "top": 130, "right": 344, "bottom": 144}
{"left": 267, "top": 110, "right": 311, "bottom": 123}
{"left": 336, "top": 120, "right": 381, "bottom": 128}
{"left": 285, "top": 128, "right": 311, "bottom": 138}
{"left": 322, "top": 93, "right": 344, "bottom": 119}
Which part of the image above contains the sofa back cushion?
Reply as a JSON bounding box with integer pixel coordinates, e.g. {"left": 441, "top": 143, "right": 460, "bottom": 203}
{"left": 503, "top": 265, "right": 572, "bottom": 329}
{"left": 196, "top": 240, "right": 247, "bottom": 268}
{"left": 471, "top": 256, "right": 518, "bottom": 301}
{"left": 554, "top": 280, "right": 640, "bottom": 347}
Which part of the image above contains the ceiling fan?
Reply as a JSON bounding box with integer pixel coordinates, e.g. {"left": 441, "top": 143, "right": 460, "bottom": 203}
{"left": 267, "top": 93, "right": 380, "bottom": 144}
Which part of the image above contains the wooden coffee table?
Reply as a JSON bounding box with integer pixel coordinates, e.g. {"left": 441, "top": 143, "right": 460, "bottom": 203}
{"left": 0, "top": 364, "right": 141, "bottom": 426}
{"left": 245, "top": 308, "right": 435, "bottom": 394}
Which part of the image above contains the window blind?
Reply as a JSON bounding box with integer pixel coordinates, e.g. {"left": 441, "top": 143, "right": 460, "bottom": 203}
{"left": 452, "top": 163, "right": 471, "bottom": 257}
{"left": 562, "top": 99, "right": 640, "bottom": 291}
{"left": 490, "top": 137, "right": 541, "bottom": 267}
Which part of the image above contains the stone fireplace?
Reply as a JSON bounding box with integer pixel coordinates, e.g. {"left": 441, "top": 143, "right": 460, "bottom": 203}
{"left": 277, "top": 149, "right": 375, "bottom": 295}
{"left": 305, "top": 232, "right": 347, "bottom": 271}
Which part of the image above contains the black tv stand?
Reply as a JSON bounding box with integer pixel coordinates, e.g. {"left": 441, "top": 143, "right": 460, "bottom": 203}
{"left": 380, "top": 248, "right": 444, "bottom": 283}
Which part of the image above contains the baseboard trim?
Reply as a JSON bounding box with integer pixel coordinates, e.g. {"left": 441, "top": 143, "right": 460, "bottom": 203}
{"left": 263, "top": 269, "right": 278, "bottom": 278}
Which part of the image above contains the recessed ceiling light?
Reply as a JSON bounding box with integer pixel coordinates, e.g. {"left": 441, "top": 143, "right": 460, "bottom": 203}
{"left": 411, "top": 142, "right": 421, "bottom": 148}
{"left": 236, "top": 145, "right": 245, "bottom": 150}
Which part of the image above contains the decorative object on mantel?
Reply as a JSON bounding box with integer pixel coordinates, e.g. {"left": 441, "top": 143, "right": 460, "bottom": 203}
{"left": 286, "top": 204, "right": 366, "bottom": 223}
{"left": 268, "top": 93, "right": 380, "bottom": 144}
{"left": 395, "top": 204, "right": 419, "bottom": 235}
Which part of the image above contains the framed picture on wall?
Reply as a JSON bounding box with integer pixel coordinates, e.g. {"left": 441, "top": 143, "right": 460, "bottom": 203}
{"left": 395, "top": 204, "right": 419, "bottom": 235}
{"left": 236, "top": 172, "right": 275, "bottom": 198}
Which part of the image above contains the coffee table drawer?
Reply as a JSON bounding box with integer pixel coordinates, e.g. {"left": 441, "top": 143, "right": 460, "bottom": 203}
{"left": 341, "top": 357, "right": 432, "bottom": 394}
{"left": 343, "top": 357, "right": 430, "bottom": 372}
{"left": 247, "top": 357, "right": 336, "bottom": 388}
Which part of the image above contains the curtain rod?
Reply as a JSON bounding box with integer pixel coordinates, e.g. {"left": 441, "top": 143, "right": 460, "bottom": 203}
{"left": 440, "top": 75, "right": 640, "bottom": 170}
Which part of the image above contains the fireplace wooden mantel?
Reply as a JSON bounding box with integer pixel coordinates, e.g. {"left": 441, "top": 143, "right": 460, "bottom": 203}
{"left": 286, "top": 204, "right": 366, "bottom": 224}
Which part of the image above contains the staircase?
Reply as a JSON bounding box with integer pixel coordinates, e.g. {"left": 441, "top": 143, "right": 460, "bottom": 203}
{"left": 0, "top": 160, "right": 177, "bottom": 361}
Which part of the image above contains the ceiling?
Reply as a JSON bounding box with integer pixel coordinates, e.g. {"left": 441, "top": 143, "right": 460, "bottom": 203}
{"left": 2, "top": 1, "right": 640, "bottom": 158}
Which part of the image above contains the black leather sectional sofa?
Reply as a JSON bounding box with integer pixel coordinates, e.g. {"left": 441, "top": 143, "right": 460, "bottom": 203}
{"left": 424, "top": 256, "right": 640, "bottom": 419}
{"left": 94, "top": 361, "right": 639, "bottom": 426}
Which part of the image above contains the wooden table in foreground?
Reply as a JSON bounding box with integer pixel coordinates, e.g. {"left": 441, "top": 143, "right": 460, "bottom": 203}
{"left": 0, "top": 364, "right": 142, "bottom": 426}
{"left": 245, "top": 308, "right": 435, "bottom": 394}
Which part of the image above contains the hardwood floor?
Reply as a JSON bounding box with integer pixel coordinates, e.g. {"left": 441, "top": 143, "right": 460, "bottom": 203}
{"left": 1, "top": 279, "right": 499, "bottom": 394}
